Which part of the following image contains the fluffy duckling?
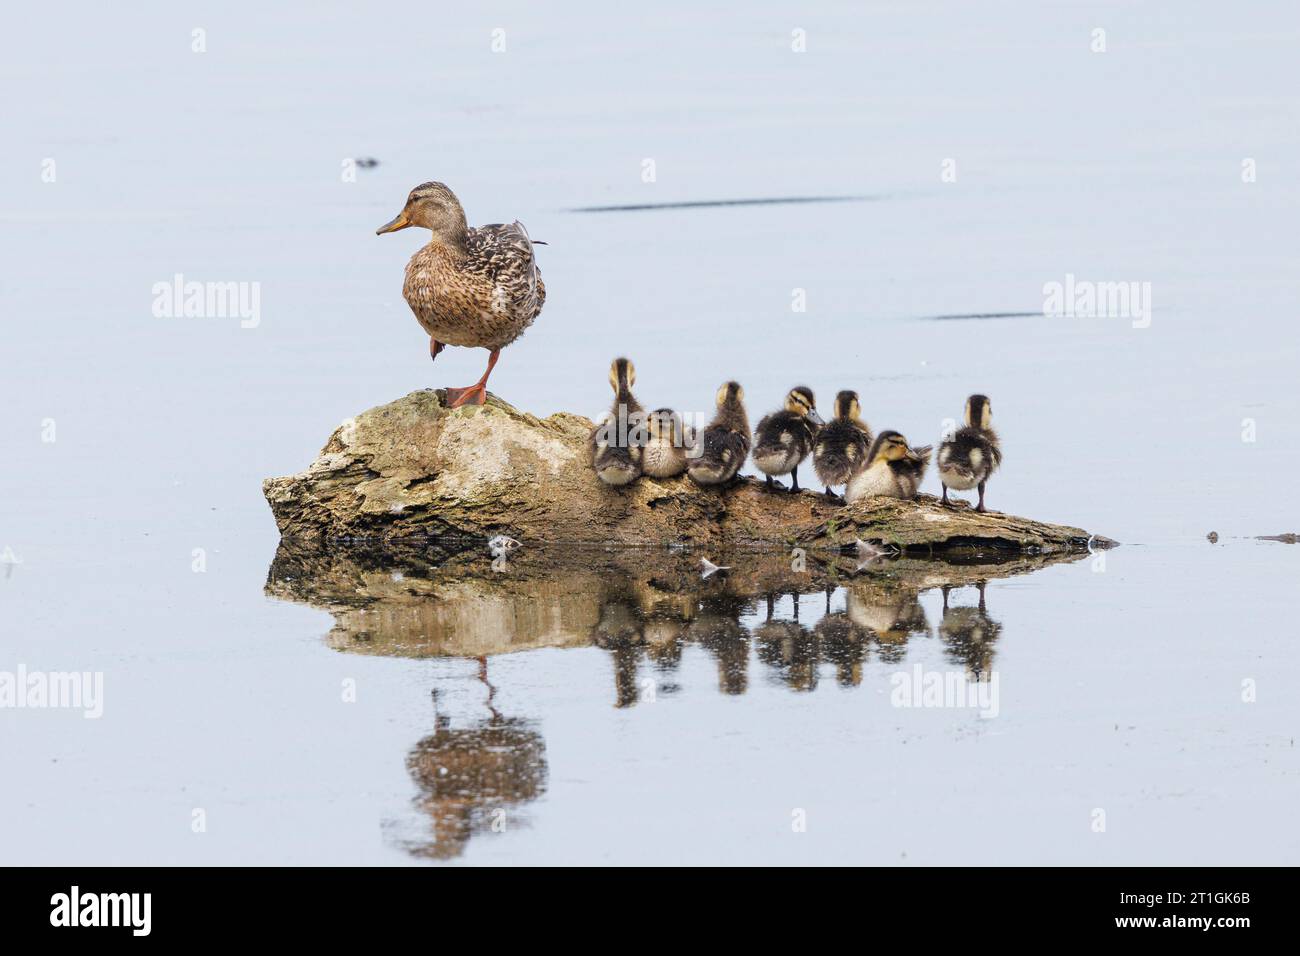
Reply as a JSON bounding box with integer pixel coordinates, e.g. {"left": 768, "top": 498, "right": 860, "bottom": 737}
{"left": 687, "top": 382, "right": 750, "bottom": 486}
{"left": 812, "top": 390, "right": 872, "bottom": 500}
{"left": 937, "top": 394, "right": 1002, "bottom": 512}
{"left": 377, "top": 182, "right": 545, "bottom": 408}
{"left": 845, "top": 431, "right": 931, "bottom": 503}
{"left": 589, "top": 358, "right": 644, "bottom": 486}
{"left": 641, "top": 408, "right": 692, "bottom": 479}
{"left": 752, "top": 386, "right": 823, "bottom": 493}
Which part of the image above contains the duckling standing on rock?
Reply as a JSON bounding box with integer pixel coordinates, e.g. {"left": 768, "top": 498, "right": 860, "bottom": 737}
{"left": 590, "top": 358, "right": 644, "bottom": 486}
{"left": 812, "top": 390, "right": 872, "bottom": 501}
{"left": 688, "top": 382, "right": 750, "bottom": 487}
{"left": 937, "top": 394, "right": 1002, "bottom": 512}
{"left": 845, "top": 431, "right": 931, "bottom": 503}
{"left": 377, "top": 181, "right": 545, "bottom": 408}
{"left": 752, "top": 386, "right": 823, "bottom": 493}
{"left": 642, "top": 408, "right": 693, "bottom": 479}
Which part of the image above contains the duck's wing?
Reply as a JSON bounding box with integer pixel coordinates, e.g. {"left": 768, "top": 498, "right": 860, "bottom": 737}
{"left": 466, "top": 221, "right": 545, "bottom": 318}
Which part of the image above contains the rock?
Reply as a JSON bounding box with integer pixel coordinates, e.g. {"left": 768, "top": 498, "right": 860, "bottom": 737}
{"left": 263, "top": 389, "right": 1115, "bottom": 555}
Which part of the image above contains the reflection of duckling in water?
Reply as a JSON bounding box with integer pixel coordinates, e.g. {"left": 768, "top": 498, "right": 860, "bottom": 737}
{"left": 630, "top": 580, "right": 694, "bottom": 675}
{"left": 754, "top": 593, "right": 819, "bottom": 692}
{"left": 938, "top": 582, "right": 1003, "bottom": 681}
{"left": 591, "top": 599, "right": 647, "bottom": 708}
{"left": 686, "top": 596, "right": 751, "bottom": 695}
{"left": 845, "top": 581, "right": 930, "bottom": 664}
{"left": 814, "top": 598, "right": 870, "bottom": 687}
{"left": 403, "top": 658, "right": 547, "bottom": 860}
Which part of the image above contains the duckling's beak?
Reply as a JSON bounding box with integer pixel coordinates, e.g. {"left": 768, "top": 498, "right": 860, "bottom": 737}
{"left": 807, "top": 409, "right": 825, "bottom": 427}
{"left": 376, "top": 212, "right": 412, "bottom": 235}
{"left": 905, "top": 447, "right": 921, "bottom": 462}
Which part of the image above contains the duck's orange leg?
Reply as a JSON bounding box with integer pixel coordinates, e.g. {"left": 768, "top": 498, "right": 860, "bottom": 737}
{"left": 445, "top": 348, "right": 500, "bottom": 408}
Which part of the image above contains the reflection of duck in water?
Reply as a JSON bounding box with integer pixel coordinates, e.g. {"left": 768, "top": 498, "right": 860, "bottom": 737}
{"left": 686, "top": 596, "right": 750, "bottom": 695}
{"left": 814, "top": 590, "right": 870, "bottom": 687}
{"left": 938, "top": 583, "right": 1002, "bottom": 681}
{"left": 754, "top": 593, "right": 819, "bottom": 692}
{"left": 845, "top": 581, "right": 929, "bottom": 664}
{"left": 592, "top": 599, "right": 647, "bottom": 708}
{"left": 404, "top": 658, "right": 547, "bottom": 860}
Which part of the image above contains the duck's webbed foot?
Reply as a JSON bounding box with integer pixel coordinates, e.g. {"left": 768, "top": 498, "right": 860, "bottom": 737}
{"left": 764, "top": 475, "right": 786, "bottom": 492}
{"left": 430, "top": 338, "right": 445, "bottom": 362}
{"left": 444, "top": 348, "right": 500, "bottom": 408}
{"left": 445, "top": 384, "right": 488, "bottom": 408}
{"left": 976, "top": 479, "right": 987, "bottom": 513}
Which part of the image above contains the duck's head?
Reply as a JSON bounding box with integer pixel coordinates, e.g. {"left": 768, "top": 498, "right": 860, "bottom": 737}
{"left": 715, "top": 381, "right": 745, "bottom": 409}
{"left": 646, "top": 408, "right": 682, "bottom": 441}
{"left": 608, "top": 357, "right": 636, "bottom": 394}
{"left": 965, "top": 394, "right": 992, "bottom": 430}
{"left": 376, "top": 182, "right": 467, "bottom": 240}
{"left": 832, "top": 389, "right": 861, "bottom": 422}
{"left": 870, "top": 430, "right": 921, "bottom": 464}
{"left": 783, "top": 386, "right": 823, "bottom": 425}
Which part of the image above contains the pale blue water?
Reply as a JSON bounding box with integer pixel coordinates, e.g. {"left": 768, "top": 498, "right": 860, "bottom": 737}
{"left": 2, "top": 0, "right": 1298, "bottom": 864}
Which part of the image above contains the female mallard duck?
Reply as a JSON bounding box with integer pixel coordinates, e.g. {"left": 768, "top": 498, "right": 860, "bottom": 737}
{"left": 752, "top": 386, "right": 823, "bottom": 493}
{"left": 845, "top": 431, "right": 931, "bottom": 503}
{"left": 377, "top": 181, "right": 545, "bottom": 407}
{"left": 812, "top": 389, "right": 872, "bottom": 501}
{"left": 589, "top": 358, "right": 643, "bottom": 486}
{"left": 937, "top": 394, "right": 1002, "bottom": 512}
{"left": 642, "top": 408, "right": 692, "bottom": 479}
{"left": 687, "top": 382, "right": 750, "bottom": 486}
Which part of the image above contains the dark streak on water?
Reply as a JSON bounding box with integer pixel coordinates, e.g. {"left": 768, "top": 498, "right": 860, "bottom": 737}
{"left": 923, "top": 311, "right": 1043, "bottom": 321}
{"left": 567, "top": 195, "right": 879, "bottom": 213}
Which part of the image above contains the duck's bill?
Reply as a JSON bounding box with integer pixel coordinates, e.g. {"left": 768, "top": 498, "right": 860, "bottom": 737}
{"left": 376, "top": 213, "right": 411, "bottom": 235}
{"left": 807, "top": 410, "right": 825, "bottom": 426}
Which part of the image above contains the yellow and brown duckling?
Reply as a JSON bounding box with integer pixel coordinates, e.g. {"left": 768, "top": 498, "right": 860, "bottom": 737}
{"left": 641, "top": 408, "right": 693, "bottom": 479}
{"left": 687, "top": 382, "right": 750, "bottom": 486}
{"left": 377, "top": 181, "right": 545, "bottom": 408}
{"left": 845, "top": 431, "right": 931, "bottom": 503}
{"left": 812, "top": 390, "right": 872, "bottom": 501}
{"left": 937, "top": 394, "right": 1002, "bottom": 512}
{"left": 752, "top": 386, "right": 823, "bottom": 493}
{"left": 590, "top": 358, "right": 644, "bottom": 486}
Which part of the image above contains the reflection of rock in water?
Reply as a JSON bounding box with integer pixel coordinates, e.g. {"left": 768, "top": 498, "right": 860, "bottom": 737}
{"left": 845, "top": 581, "right": 930, "bottom": 664}
{"left": 402, "top": 663, "right": 547, "bottom": 860}
{"left": 939, "top": 583, "right": 1003, "bottom": 681}
{"left": 755, "top": 593, "right": 819, "bottom": 692}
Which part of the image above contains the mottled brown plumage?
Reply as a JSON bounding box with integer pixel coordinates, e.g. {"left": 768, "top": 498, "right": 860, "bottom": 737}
{"left": 377, "top": 181, "right": 545, "bottom": 407}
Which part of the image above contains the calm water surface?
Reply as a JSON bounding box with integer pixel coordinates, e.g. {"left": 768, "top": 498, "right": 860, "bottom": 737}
{"left": 3, "top": 1, "right": 1299, "bottom": 864}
